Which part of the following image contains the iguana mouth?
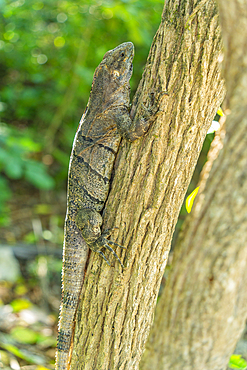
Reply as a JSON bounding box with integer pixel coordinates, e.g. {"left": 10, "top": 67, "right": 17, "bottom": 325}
{"left": 127, "top": 61, "right": 133, "bottom": 80}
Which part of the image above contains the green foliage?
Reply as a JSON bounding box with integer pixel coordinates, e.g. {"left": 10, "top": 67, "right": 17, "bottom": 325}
{"left": 0, "top": 123, "right": 54, "bottom": 189}
{"left": 0, "top": 338, "right": 47, "bottom": 365}
{"left": 0, "top": 341, "right": 36, "bottom": 363}
{"left": 0, "top": 176, "right": 11, "bottom": 226}
{"left": 229, "top": 354, "right": 247, "bottom": 370}
{"left": 10, "top": 298, "right": 32, "bottom": 312}
{"left": 10, "top": 327, "right": 38, "bottom": 345}
{"left": 0, "top": 122, "right": 55, "bottom": 222}
{"left": 0, "top": 274, "right": 58, "bottom": 369}
{"left": 28, "top": 255, "right": 62, "bottom": 281}
{"left": 0, "top": 0, "right": 163, "bottom": 141}
{"left": 0, "top": 0, "right": 164, "bottom": 224}
{"left": 10, "top": 326, "right": 56, "bottom": 347}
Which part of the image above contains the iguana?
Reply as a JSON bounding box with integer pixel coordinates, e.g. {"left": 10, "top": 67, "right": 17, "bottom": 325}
{"left": 56, "top": 42, "right": 153, "bottom": 370}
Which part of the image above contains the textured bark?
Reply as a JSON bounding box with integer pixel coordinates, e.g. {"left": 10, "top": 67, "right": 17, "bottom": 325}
{"left": 140, "top": 1, "right": 247, "bottom": 370}
{"left": 70, "top": 0, "right": 225, "bottom": 369}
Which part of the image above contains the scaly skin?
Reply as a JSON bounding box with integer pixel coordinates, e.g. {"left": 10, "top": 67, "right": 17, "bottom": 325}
{"left": 56, "top": 42, "right": 152, "bottom": 370}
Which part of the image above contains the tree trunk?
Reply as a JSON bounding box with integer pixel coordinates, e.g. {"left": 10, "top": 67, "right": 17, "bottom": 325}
{"left": 140, "top": 1, "right": 247, "bottom": 370}
{"left": 70, "top": 0, "right": 225, "bottom": 368}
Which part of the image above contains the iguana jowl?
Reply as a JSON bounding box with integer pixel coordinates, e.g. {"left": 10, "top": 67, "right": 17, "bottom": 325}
{"left": 56, "top": 42, "right": 152, "bottom": 370}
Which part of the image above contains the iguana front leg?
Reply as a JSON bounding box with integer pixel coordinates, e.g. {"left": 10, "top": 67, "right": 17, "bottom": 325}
{"left": 114, "top": 98, "right": 160, "bottom": 142}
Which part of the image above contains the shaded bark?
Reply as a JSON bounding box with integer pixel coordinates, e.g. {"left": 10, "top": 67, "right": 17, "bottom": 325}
{"left": 70, "top": 0, "right": 225, "bottom": 369}
{"left": 140, "top": 1, "right": 247, "bottom": 369}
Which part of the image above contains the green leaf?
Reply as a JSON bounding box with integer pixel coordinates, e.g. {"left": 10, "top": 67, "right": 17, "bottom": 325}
{"left": 4, "top": 156, "right": 24, "bottom": 179}
{"left": 10, "top": 327, "right": 38, "bottom": 344}
{"left": 217, "top": 107, "right": 224, "bottom": 116}
{"left": 0, "top": 176, "right": 12, "bottom": 203}
{"left": 185, "top": 187, "right": 200, "bottom": 213}
{"left": 23, "top": 231, "right": 39, "bottom": 244}
{"left": 0, "top": 147, "right": 9, "bottom": 163}
{"left": 8, "top": 136, "right": 41, "bottom": 152}
{"left": 0, "top": 342, "right": 45, "bottom": 365}
{"left": 10, "top": 298, "right": 32, "bottom": 312}
{"left": 1, "top": 343, "right": 32, "bottom": 361}
{"left": 0, "top": 204, "right": 11, "bottom": 227}
{"left": 34, "top": 203, "right": 52, "bottom": 215}
{"left": 24, "top": 161, "right": 55, "bottom": 190}
{"left": 229, "top": 354, "right": 247, "bottom": 369}
{"left": 0, "top": 332, "right": 46, "bottom": 365}
{"left": 36, "top": 334, "right": 56, "bottom": 348}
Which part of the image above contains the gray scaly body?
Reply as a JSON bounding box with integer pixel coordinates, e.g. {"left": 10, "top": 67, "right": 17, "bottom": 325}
{"left": 56, "top": 42, "right": 152, "bottom": 370}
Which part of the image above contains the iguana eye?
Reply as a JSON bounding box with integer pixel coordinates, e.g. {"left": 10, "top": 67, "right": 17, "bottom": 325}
{"left": 121, "top": 52, "right": 125, "bottom": 57}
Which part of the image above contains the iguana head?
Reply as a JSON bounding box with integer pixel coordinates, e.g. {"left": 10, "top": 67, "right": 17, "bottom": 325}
{"left": 102, "top": 42, "right": 134, "bottom": 84}
{"left": 87, "top": 42, "right": 134, "bottom": 111}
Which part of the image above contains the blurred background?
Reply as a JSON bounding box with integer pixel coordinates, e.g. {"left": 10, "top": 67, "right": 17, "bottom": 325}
{"left": 0, "top": 1, "right": 214, "bottom": 369}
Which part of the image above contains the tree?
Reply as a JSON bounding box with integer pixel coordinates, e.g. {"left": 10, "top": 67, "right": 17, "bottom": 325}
{"left": 139, "top": 0, "right": 247, "bottom": 369}
{"left": 64, "top": 0, "right": 232, "bottom": 369}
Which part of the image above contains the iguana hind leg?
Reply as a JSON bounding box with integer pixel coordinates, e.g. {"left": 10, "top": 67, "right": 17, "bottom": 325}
{"left": 94, "top": 235, "right": 126, "bottom": 268}
{"left": 76, "top": 208, "right": 125, "bottom": 268}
